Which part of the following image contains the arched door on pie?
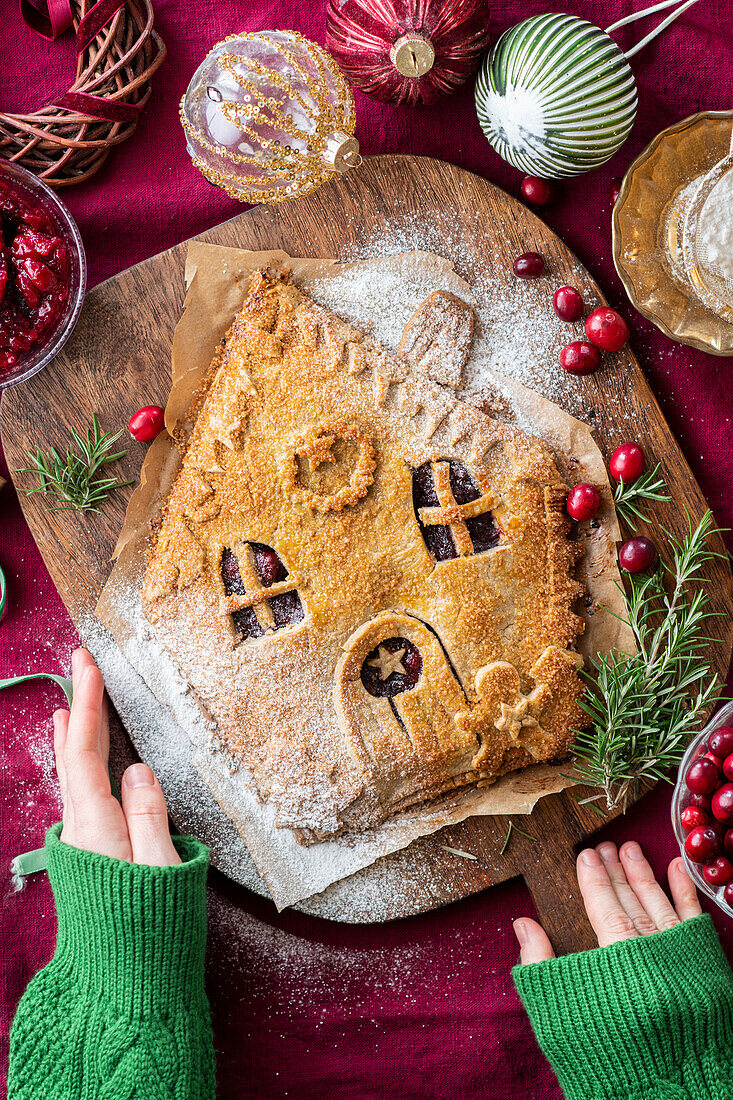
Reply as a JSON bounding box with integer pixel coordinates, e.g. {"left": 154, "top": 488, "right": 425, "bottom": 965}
{"left": 334, "top": 612, "right": 478, "bottom": 786}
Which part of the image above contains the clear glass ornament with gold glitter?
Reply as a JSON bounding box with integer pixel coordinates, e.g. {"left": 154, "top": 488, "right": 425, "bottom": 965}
{"left": 180, "top": 30, "right": 361, "bottom": 204}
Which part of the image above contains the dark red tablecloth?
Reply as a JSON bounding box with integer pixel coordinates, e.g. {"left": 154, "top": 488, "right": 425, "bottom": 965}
{"left": 2, "top": 2, "right": 732, "bottom": 1097}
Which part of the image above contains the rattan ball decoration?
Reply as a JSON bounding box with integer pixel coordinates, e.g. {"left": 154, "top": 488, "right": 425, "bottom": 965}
{"left": 180, "top": 31, "right": 362, "bottom": 205}
{"left": 0, "top": 0, "right": 166, "bottom": 189}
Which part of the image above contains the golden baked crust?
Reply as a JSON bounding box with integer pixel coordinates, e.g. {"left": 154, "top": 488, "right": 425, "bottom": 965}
{"left": 142, "top": 271, "right": 586, "bottom": 841}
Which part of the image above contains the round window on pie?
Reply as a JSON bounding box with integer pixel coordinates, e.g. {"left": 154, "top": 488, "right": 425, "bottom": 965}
{"left": 361, "top": 637, "right": 423, "bottom": 697}
{"left": 412, "top": 459, "right": 500, "bottom": 561}
{"left": 221, "top": 544, "right": 304, "bottom": 641}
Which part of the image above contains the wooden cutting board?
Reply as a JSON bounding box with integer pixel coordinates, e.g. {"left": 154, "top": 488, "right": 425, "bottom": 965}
{"left": 3, "top": 155, "right": 732, "bottom": 953}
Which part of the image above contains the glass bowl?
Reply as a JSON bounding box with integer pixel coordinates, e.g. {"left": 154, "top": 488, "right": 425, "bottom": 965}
{"left": 671, "top": 700, "right": 733, "bottom": 916}
{"left": 0, "top": 159, "right": 86, "bottom": 390}
{"left": 613, "top": 110, "right": 733, "bottom": 356}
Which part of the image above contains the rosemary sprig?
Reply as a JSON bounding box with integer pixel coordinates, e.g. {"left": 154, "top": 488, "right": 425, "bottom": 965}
{"left": 571, "top": 509, "right": 725, "bottom": 812}
{"left": 613, "top": 462, "right": 671, "bottom": 526}
{"left": 500, "top": 820, "right": 538, "bottom": 855}
{"left": 16, "top": 415, "right": 132, "bottom": 513}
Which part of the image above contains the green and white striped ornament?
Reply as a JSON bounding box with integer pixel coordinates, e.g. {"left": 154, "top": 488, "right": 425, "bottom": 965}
{"left": 475, "top": 1, "right": 701, "bottom": 179}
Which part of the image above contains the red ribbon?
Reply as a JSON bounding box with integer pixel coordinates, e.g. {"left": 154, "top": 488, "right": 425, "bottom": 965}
{"left": 20, "top": 0, "right": 74, "bottom": 40}
{"left": 20, "top": 0, "right": 139, "bottom": 122}
{"left": 52, "top": 91, "right": 142, "bottom": 123}
{"left": 77, "top": 0, "right": 127, "bottom": 51}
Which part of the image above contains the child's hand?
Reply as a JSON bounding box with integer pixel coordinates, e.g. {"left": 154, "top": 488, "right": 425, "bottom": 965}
{"left": 54, "top": 647, "right": 181, "bottom": 866}
{"left": 514, "top": 841, "right": 702, "bottom": 962}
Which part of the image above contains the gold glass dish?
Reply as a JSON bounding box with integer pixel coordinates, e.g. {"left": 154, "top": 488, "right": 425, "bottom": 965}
{"left": 613, "top": 110, "right": 733, "bottom": 356}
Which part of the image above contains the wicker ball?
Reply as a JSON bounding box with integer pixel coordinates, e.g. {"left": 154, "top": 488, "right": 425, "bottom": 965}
{"left": 0, "top": 0, "right": 166, "bottom": 188}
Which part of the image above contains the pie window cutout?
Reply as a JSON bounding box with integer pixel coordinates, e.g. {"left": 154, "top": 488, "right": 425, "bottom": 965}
{"left": 361, "top": 637, "right": 423, "bottom": 698}
{"left": 335, "top": 612, "right": 477, "bottom": 775}
{"left": 220, "top": 544, "right": 304, "bottom": 641}
{"left": 412, "top": 460, "right": 500, "bottom": 560}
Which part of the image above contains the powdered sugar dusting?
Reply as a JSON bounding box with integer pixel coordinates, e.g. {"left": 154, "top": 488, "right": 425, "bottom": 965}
{"left": 328, "top": 211, "right": 601, "bottom": 414}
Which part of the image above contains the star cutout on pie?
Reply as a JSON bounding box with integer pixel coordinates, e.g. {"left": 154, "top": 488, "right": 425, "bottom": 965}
{"left": 301, "top": 431, "right": 336, "bottom": 469}
{"left": 496, "top": 698, "right": 539, "bottom": 739}
{"left": 368, "top": 644, "right": 407, "bottom": 680}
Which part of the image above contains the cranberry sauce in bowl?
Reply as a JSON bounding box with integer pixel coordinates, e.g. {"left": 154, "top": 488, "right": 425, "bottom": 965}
{"left": 0, "top": 159, "right": 86, "bottom": 389}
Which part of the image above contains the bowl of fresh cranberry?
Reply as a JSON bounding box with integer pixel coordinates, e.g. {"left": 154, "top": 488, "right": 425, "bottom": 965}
{"left": 0, "top": 159, "right": 86, "bottom": 389}
{"left": 672, "top": 701, "right": 733, "bottom": 916}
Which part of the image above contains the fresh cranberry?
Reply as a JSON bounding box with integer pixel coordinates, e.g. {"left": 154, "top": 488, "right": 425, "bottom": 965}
{"left": 710, "top": 728, "right": 733, "bottom": 759}
{"left": 724, "top": 882, "right": 733, "bottom": 908}
{"left": 553, "top": 285, "right": 584, "bottom": 322}
{"left": 609, "top": 442, "right": 646, "bottom": 484}
{"left": 128, "top": 405, "right": 165, "bottom": 442}
{"left": 712, "top": 784, "right": 733, "bottom": 826}
{"left": 566, "top": 483, "right": 601, "bottom": 521}
{"left": 703, "top": 857, "right": 733, "bottom": 886}
{"left": 610, "top": 177, "right": 623, "bottom": 206}
{"left": 684, "top": 825, "right": 721, "bottom": 863}
{"left": 723, "top": 754, "right": 733, "bottom": 782}
{"left": 688, "top": 792, "right": 712, "bottom": 811}
{"left": 724, "top": 829, "right": 733, "bottom": 857}
{"left": 701, "top": 751, "right": 723, "bottom": 773}
{"left": 584, "top": 307, "right": 630, "bottom": 352}
{"left": 513, "top": 252, "right": 545, "bottom": 279}
{"left": 520, "top": 176, "right": 554, "bottom": 205}
{"left": 681, "top": 806, "right": 710, "bottom": 831}
{"left": 618, "top": 536, "right": 657, "bottom": 574}
{"left": 686, "top": 757, "right": 720, "bottom": 795}
{"left": 559, "top": 340, "right": 601, "bottom": 375}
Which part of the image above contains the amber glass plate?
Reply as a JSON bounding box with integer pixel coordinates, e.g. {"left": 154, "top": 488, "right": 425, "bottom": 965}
{"left": 613, "top": 110, "right": 733, "bottom": 356}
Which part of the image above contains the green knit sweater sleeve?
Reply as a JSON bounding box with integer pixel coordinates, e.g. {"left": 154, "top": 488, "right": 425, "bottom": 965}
{"left": 8, "top": 824, "right": 216, "bottom": 1100}
{"left": 513, "top": 914, "right": 733, "bottom": 1100}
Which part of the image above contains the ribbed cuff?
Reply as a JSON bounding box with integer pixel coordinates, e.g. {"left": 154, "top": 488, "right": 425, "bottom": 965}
{"left": 513, "top": 915, "right": 733, "bottom": 1099}
{"left": 46, "top": 823, "right": 210, "bottom": 1017}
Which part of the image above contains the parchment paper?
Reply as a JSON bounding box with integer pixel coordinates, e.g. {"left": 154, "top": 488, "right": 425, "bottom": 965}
{"left": 97, "top": 244, "right": 633, "bottom": 909}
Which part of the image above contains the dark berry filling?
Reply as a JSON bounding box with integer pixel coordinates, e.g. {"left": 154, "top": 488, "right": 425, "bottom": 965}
{"left": 0, "top": 179, "right": 72, "bottom": 375}
{"left": 448, "top": 460, "right": 481, "bottom": 505}
{"left": 412, "top": 461, "right": 456, "bottom": 561}
{"left": 270, "top": 590, "right": 304, "bottom": 629}
{"left": 412, "top": 460, "right": 500, "bottom": 559}
{"left": 250, "top": 542, "right": 287, "bottom": 587}
{"left": 221, "top": 544, "right": 303, "bottom": 638}
{"left": 466, "top": 512, "right": 501, "bottom": 553}
{"left": 361, "top": 637, "right": 422, "bottom": 698}
{"left": 221, "top": 547, "right": 246, "bottom": 595}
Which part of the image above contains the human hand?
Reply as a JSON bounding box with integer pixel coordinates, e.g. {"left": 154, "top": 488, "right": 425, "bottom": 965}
{"left": 513, "top": 841, "right": 702, "bottom": 962}
{"left": 54, "top": 647, "right": 180, "bottom": 866}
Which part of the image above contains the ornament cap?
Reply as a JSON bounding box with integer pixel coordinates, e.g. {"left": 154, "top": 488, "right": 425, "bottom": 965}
{"left": 321, "top": 132, "right": 361, "bottom": 174}
{"left": 389, "top": 33, "right": 435, "bottom": 78}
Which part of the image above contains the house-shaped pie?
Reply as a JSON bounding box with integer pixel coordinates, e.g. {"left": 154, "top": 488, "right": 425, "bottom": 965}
{"left": 142, "top": 271, "right": 587, "bottom": 842}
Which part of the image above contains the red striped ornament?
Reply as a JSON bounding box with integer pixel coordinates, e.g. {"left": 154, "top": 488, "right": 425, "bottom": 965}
{"left": 326, "top": 0, "right": 491, "bottom": 106}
